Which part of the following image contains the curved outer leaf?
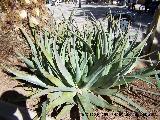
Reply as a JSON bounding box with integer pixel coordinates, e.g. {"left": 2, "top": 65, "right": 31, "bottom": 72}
{"left": 75, "top": 50, "right": 82, "bottom": 83}
{"left": 17, "top": 52, "right": 65, "bottom": 87}
{"left": 56, "top": 104, "right": 74, "bottom": 120}
{"left": 40, "top": 101, "right": 47, "bottom": 120}
{"left": 31, "top": 87, "right": 76, "bottom": 100}
{"left": 40, "top": 69, "right": 65, "bottom": 87}
{"left": 47, "top": 92, "right": 62, "bottom": 102}
{"left": 53, "top": 39, "right": 75, "bottom": 87}
{"left": 36, "top": 37, "right": 57, "bottom": 74}
{"left": 88, "top": 92, "right": 120, "bottom": 111}
{"left": 60, "top": 38, "right": 68, "bottom": 65}
{"left": 77, "top": 91, "right": 95, "bottom": 120}
{"left": 125, "top": 75, "right": 153, "bottom": 85}
{"left": 16, "top": 52, "right": 34, "bottom": 69}
{"left": 110, "top": 93, "right": 148, "bottom": 114}
{"left": 46, "top": 92, "right": 76, "bottom": 113}
{"left": 135, "top": 66, "right": 160, "bottom": 77}
{"left": 113, "top": 76, "right": 134, "bottom": 87}
{"left": 20, "top": 28, "right": 37, "bottom": 57}
{"left": 125, "top": 31, "right": 152, "bottom": 59}
{"left": 157, "top": 80, "right": 160, "bottom": 88}
{"left": 20, "top": 28, "right": 47, "bottom": 73}
{"left": 20, "top": 28, "right": 62, "bottom": 87}
{"left": 68, "top": 34, "right": 82, "bottom": 83}
{"left": 7, "top": 68, "right": 47, "bottom": 88}
{"left": 86, "top": 37, "right": 127, "bottom": 86}
{"left": 94, "top": 88, "right": 118, "bottom": 96}
{"left": 25, "top": 35, "right": 64, "bottom": 86}
{"left": 85, "top": 67, "right": 105, "bottom": 88}
{"left": 92, "top": 58, "right": 136, "bottom": 89}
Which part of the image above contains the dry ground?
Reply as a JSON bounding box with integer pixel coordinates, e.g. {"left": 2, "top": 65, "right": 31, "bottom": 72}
{"left": 0, "top": 3, "right": 160, "bottom": 120}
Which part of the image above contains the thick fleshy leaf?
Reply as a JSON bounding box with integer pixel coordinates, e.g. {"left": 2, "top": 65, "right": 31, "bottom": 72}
{"left": 113, "top": 76, "right": 135, "bottom": 87}
{"left": 31, "top": 86, "right": 76, "bottom": 100}
{"left": 135, "top": 66, "right": 160, "bottom": 77}
{"left": 47, "top": 92, "right": 62, "bottom": 102}
{"left": 40, "top": 101, "right": 47, "bottom": 120}
{"left": 16, "top": 52, "right": 34, "bottom": 69}
{"left": 88, "top": 37, "right": 127, "bottom": 80}
{"left": 85, "top": 66, "right": 105, "bottom": 88}
{"left": 88, "top": 92, "right": 120, "bottom": 111}
{"left": 110, "top": 95, "right": 136, "bottom": 112}
{"left": 56, "top": 104, "right": 74, "bottom": 120}
{"left": 68, "top": 31, "right": 93, "bottom": 54}
{"left": 124, "top": 31, "right": 139, "bottom": 57}
{"left": 111, "top": 93, "right": 148, "bottom": 114}
{"left": 126, "top": 75, "right": 153, "bottom": 85}
{"left": 78, "top": 103, "right": 88, "bottom": 120}
{"left": 46, "top": 92, "right": 76, "bottom": 112}
{"left": 7, "top": 68, "right": 47, "bottom": 88}
{"left": 77, "top": 91, "right": 95, "bottom": 120}
{"left": 53, "top": 39, "right": 75, "bottom": 86}
{"left": 157, "top": 80, "right": 160, "bottom": 88}
{"left": 31, "top": 89, "right": 53, "bottom": 99}
{"left": 36, "top": 37, "right": 56, "bottom": 72}
{"left": 60, "top": 39, "right": 68, "bottom": 64}
{"left": 94, "top": 88, "right": 118, "bottom": 96}
{"left": 95, "top": 57, "right": 136, "bottom": 89}
{"left": 40, "top": 69, "right": 65, "bottom": 87}
{"left": 75, "top": 50, "right": 82, "bottom": 83}
{"left": 20, "top": 28, "right": 37, "bottom": 57}
{"left": 126, "top": 31, "right": 152, "bottom": 59}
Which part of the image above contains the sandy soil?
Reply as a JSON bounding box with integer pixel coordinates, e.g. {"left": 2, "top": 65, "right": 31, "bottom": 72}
{"left": 0, "top": 3, "right": 160, "bottom": 120}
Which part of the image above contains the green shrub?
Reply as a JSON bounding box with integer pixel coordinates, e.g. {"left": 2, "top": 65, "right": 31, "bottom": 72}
{"left": 6, "top": 16, "right": 160, "bottom": 120}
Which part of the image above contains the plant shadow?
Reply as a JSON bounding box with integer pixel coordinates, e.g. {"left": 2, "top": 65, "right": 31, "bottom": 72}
{"left": 0, "top": 90, "right": 32, "bottom": 120}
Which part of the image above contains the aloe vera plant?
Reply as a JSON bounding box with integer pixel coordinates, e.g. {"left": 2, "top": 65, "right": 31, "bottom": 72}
{"left": 6, "top": 17, "right": 160, "bottom": 120}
